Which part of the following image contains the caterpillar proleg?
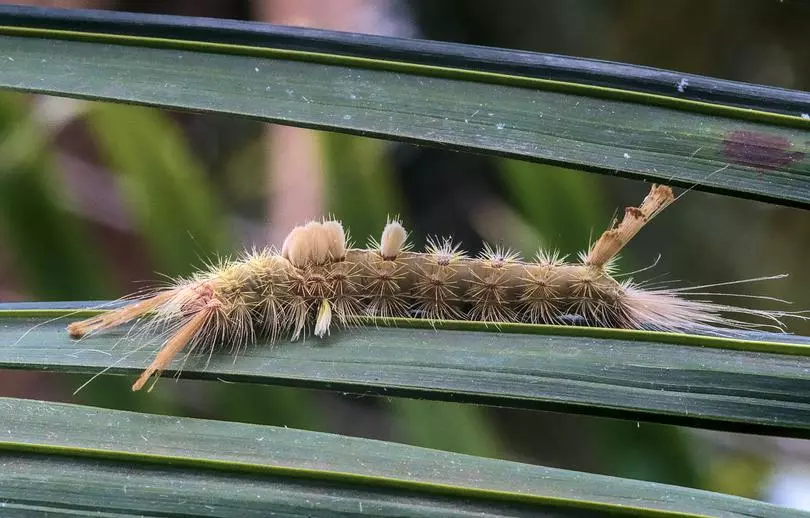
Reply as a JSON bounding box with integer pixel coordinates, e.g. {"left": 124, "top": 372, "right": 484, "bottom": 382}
{"left": 65, "top": 184, "right": 796, "bottom": 391}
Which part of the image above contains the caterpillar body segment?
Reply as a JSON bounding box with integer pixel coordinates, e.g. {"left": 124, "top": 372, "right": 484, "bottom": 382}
{"left": 65, "top": 184, "right": 786, "bottom": 391}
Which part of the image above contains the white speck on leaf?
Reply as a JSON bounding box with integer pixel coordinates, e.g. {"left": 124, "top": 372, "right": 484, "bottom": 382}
{"left": 254, "top": 67, "right": 259, "bottom": 72}
{"left": 623, "top": 153, "right": 631, "bottom": 159}
{"left": 350, "top": 94, "right": 357, "bottom": 100}
{"left": 343, "top": 114, "right": 352, "bottom": 120}
{"left": 802, "top": 113, "right": 810, "bottom": 120}
{"left": 7, "top": 57, "right": 13, "bottom": 62}
{"left": 677, "top": 78, "right": 689, "bottom": 93}
{"left": 495, "top": 122, "right": 506, "bottom": 130}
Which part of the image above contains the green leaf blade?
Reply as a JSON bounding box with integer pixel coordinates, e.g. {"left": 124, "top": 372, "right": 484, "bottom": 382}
{"left": 2, "top": 397, "right": 806, "bottom": 517}
{"left": 3, "top": 306, "right": 810, "bottom": 438}
{"left": 0, "top": 13, "right": 807, "bottom": 206}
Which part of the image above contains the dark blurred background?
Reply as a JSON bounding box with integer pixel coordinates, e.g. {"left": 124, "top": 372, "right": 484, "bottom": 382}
{"left": 1, "top": 0, "right": 809, "bottom": 509}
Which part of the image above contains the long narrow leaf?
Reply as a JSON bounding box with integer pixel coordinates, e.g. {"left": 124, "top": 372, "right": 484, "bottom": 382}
{"left": 2, "top": 5, "right": 808, "bottom": 115}
{"left": 1, "top": 397, "right": 805, "bottom": 517}
{"left": 0, "top": 7, "right": 808, "bottom": 207}
{"left": 2, "top": 305, "right": 810, "bottom": 438}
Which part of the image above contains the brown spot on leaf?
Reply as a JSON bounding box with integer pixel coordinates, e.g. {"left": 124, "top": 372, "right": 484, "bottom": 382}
{"left": 723, "top": 130, "right": 804, "bottom": 169}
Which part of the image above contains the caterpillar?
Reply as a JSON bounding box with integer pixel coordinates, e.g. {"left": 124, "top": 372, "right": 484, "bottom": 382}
{"left": 66, "top": 184, "right": 794, "bottom": 391}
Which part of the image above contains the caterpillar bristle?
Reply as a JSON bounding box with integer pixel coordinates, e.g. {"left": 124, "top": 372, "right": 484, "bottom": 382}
{"left": 66, "top": 289, "right": 176, "bottom": 338}
{"left": 425, "top": 236, "right": 467, "bottom": 266}
{"left": 517, "top": 264, "right": 561, "bottom": 325}
{"left": 535, "top": 248, "right": 566, "bottom": 267}
{"left": 412, "top": 263, "right": 464, "bottom": 322}
{"left": 328, "top": 261, "right": 363, "bottom": 326}
{"left": 467, "top": 272, "right": 517, "bottom": 323}
{"left": 365, "top": 252, "right": 408, "bottom": 321}
{"left": 468, "top": 244, "right": 519, "bottom": 323}
{"left": 480, "top": 243, "right": 521, "bottom": 265}
{"left": 314, "top": 299, "right": 332, "bottom": 338}
{"left": 322, "top": 220, "right": 347, "bottom": 261}
{"left": 64, "top": 184, "right": 804, "bottom": 391}
{"left": 131, "top": 306, "right": 212, "bottom": 392}
{"left": 380, "top": 219, "right": 409, "bottom": 259}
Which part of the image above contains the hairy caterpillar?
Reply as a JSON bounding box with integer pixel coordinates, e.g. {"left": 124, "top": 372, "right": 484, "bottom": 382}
{"left": 66, "top": 184, "right": 794, "bottom": 391}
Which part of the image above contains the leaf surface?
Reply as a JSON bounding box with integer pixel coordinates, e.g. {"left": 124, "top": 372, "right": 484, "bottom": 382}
{"left": 1, "top": 396, "right": 805, "bottom": 517}
{"left": 3, "top": 304, "right": 810, "bottom": 438}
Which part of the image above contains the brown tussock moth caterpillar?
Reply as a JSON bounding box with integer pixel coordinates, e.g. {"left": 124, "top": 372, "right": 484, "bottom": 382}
{"left": 65, "top": 184, "right": 797, "bottom": 392}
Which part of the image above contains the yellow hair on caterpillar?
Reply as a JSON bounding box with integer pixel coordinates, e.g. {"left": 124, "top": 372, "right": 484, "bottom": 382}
{"left": 65, "top": 184, "right": 801, "bottom": 391}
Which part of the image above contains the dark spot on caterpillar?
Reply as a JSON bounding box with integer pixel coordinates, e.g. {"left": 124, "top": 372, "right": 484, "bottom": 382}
{"left": 723, "top": 130, "right": 805, "bottom": 170}
{"left": 625, "top": 207, "right": 644, "bottom": 218}
{"left": 558, "top": 314, "right": 588, "bottom": 326}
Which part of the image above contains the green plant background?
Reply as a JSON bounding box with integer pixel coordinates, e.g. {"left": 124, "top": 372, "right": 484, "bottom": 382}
{"left": 1, "top": 0, "right": 809, "bottom": 508}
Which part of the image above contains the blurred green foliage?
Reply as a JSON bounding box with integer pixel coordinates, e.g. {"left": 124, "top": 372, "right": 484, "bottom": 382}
{"left": 0, "top": 92, "right": 106, "bottom": 299}
{"left": 86, "top": 104, "right": 229, "bottom": 277}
